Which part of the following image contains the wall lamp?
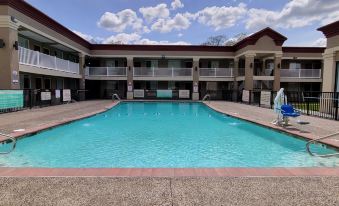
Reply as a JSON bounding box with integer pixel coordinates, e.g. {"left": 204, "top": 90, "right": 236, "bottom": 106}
{"left": 128, "top": 66, "right": 131, "bottom": 71}
{"left": 195, "top": 67, "right": 198, "bottom": 71}
{"left": 277, "top": 63, "right": 281, "bottom": 69}
{"left": 13, "top": 41, "right": 18, "bottom": 50}
{"left": 0, "top": 39, "right": 5, "bottom": 48}
{"left": 250, "top": 63, "right": 253, "bottom": 68}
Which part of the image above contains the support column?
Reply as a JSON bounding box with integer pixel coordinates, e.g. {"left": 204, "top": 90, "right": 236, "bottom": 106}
{"left": 273, "top": 54, "right": 282, "bottom": 92}
{"left": 126, "top": 57, "right": 134, "bottom": 99}
{"left": 322, "top": 52, "right": 337, "bottom": 92}
{"left": 232, "top": 58, "right": 239, "bottom": 101}
{"left": 78, "top": 53, "right": 86, "bottom": 101}
{"left": 0, "top": 16, "right": 19, "bottom": 89}
{"left": 192, "top": 58, "right": 199, "bottom": 100}
{"left": 244, "top": 54, "right": 255, "bottom": 91}
{"left": 320, "top": 51, "right": 337, "bottom": 114}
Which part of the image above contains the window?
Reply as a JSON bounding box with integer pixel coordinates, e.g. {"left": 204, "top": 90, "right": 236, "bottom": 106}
{"left": 23, "top": 75, "right": 31, "bottom": 89}
{"left": 289, "top": 62, "right": 301, "bottom": 70}
{"left": 44, "top": 79, "right": 51, "bottom": 89}
{"left": 34, "top": 45, "right": 41, "bottom": 52}
{"left": 18, "top": 36, "right": 29, "bottom": 49}
{"left": 336, "top": 62, "right": 339, "bottom": 92}
{"left": 211, "top": 61, "right": 220, "bottom": 68}
{"left": 43, "top": 48, "right": 50, "bottom": 55}
{"left": 35, "top": 78, "right": 42, "bottom": 89}
{"left": 54, "top": 50, "right": 63, "bottom": 59}
{"left": 56, "top": 78, "right": 64, "bottom": 89}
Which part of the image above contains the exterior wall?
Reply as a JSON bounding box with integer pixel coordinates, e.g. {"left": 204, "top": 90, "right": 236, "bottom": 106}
{"left": 0, "top": 19, "right": 19, "bottom": 89}
{"left": 327, "top": 35, "right": 339, "bottom": 48}
{"left": 235, "top": 36, "right": 281, "bottom": 56}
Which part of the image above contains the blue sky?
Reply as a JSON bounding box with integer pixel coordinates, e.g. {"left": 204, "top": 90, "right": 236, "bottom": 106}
{"left": 25, "top": 0, "right": 339, "bottom": 46}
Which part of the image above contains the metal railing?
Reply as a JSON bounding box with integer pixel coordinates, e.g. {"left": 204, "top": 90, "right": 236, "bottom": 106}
{"left": 306, "top": 132, "right": 339, "bottom": 157}
{"left": 199, "top": 68, "right": 233, "bottom": 77}
{"left": 280, "top": 69, "right": 321, "bottom": 78}
{"left": 86, "top": 67, "right": 127, "bottom": 77}
{"left": 0, "top": 89, "right": 81, "bottom": 114}
{"left": 133, "top": 67, "right": 192, "bottom": 77}
{"left": 0, "top": 132, "right": 16, "bottom": 154}
{"left": 19, "top": 47, "right": 79, "bottom": 74}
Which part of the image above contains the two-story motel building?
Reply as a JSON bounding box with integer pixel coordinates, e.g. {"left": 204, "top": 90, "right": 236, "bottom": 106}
{"left": 0, "top": 0, "right": 338, "bottom": 101}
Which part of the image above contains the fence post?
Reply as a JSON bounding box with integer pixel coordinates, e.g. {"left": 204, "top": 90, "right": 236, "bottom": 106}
{"left": 249, "top": 90, "right": 252, "bottom": 105}
{"left": 335, "top": 93, "right": 339, "bottom": 121}
{"left": 306, "top": 97, "right": 310, "bottom": 116}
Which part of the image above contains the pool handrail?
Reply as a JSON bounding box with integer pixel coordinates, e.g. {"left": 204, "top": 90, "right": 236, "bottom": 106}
{"left": 112, "top": 93, "right": 121, "bottom": 101}
{"left": 202, "top": 94, "right": 211, "bottom": 102}
{"left": 0, "top": 132, "right": 17, "bottom": 154}
{"left": 306, "top": 131, "right": 339, "bottom": 157}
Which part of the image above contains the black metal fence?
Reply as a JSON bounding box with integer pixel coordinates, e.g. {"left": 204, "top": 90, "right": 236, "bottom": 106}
{"left": 237, "top": 90, "right": 339, "bottom": 121}
{"left": 0, "top": 89, "right": 81, "bottom": 114}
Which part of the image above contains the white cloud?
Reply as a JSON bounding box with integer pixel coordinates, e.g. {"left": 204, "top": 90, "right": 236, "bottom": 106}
{"left": 139, "top": 4, "right": 170, "bottom": 22}
{"left": 151, "top": 13, "right": 191, "bottom": 33}
{"left": 135, "top": 38, "right": 190, "bottom": 45}
{"left": 97, "top": 9, "right": 146, "bottom": 33}
{"left": 171, "top": 0, "right": 184, "bottom": 10}
{"left": 310, "top": 37, "right": 327, "bottom": 47}
{"left": 177, "top": 33, "right": 183, "bottom": 37}
{"left": 194, "top": 3, "right": 247, "bottom": 30}
{"left": 103, "top": 33, "right": 141, "bottom": 44}
{"left": 73, "top": 30, "right": 103, "bottom": 43}
{"left": 101, "top": 33, "right": 190, "bottom": 45}
{"left": 246, "top": 0, "right": 339, "bottom": 30}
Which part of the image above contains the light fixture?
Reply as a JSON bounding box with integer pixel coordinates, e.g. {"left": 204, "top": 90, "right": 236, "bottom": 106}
{"left": 250, "top": 63, "right": 253, "bottom": 68}
{"left": 277, "top": 63, "right": 281, "bottom": 69}
{"left": 195, "top": 66, "right": 198, "bottom": 71}
{"left": 13, "top": 41, "right": 18, "bottom": 50}
{"left": 0, "top": 39, "right": 5, "bottom": 48}
{"left": 10, "top": 16, "right": 17, "bottom": 23}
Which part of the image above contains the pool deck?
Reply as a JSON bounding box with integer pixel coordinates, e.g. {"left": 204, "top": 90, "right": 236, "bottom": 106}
{"left": 0, "top": 100, "right": 339, "bottom": 205}
{"left": 205, "top": 101, "right": 339, "bottom": 148}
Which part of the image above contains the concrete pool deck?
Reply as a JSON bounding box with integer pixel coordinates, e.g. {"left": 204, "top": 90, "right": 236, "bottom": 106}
{"left": 0, "top": 100, "right": 339, "bottom": 205}
{"left": 205, "top": 101, "right": 339, "bottom": 148}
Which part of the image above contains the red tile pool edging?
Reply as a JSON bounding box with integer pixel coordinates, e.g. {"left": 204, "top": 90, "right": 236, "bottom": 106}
{"left": 0, "top": 168, "right": 338, "bottom": 177}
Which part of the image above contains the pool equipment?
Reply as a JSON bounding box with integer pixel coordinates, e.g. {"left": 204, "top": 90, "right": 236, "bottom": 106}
{"left": 272, "top": 88, "right": 285, "bottom": 125}
{"left": 0, "top": 132, "right": 16, "bottom": 154}
{"left": 112, "top": 93, "right": 121, "bottom": 101}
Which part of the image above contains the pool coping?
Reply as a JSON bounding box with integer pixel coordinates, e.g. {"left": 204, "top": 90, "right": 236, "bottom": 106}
{"left": 0, "top": 100, "right": 338, "bottom": 177}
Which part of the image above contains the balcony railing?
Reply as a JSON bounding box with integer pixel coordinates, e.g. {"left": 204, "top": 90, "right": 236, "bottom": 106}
{"left": 86, "top": 67, "right": 127, "bottom": 76}
{"left": 133, "top": 67, "right": 192, "bottom": 77}
{"left": 199, "top": 68, "right": 233, "bottom": 77}
{"left": 280, "top": 69, "right": 321, "bottom": 78}
{"left": 18, "top": 46, "right": 79, "bottom": 74}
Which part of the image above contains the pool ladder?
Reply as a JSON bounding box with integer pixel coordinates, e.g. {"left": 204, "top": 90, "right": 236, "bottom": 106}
{"left": 306, "top": 131, "right": 339, "bottom": 157}
{"left": 0, "top": 132, "right": 17, "bottom": 154}
{"left": 112, "top": 93, "right": 121, "bottom": 101}
{"left": 202, "top": 94, "right": 211, "bottom": 102}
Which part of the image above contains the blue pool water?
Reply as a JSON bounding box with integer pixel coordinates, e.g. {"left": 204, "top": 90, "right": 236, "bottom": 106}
{"left": 0, "top": 102, "right": 338, "bottom": 168}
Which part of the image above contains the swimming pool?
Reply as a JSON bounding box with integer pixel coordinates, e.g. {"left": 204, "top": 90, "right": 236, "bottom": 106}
{"left": 0, "top": 102, "right": 338, "bottom": 168}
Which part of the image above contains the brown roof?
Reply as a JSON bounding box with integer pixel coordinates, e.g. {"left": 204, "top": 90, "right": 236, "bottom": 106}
{"left": 282, "top": 47, "right": 325, "bottom": 53}
{"left": 317, "top": 20, "right": 339, "bottom": 38}
{"left": 233, "top": 27, "right": 288, "bottom": 50}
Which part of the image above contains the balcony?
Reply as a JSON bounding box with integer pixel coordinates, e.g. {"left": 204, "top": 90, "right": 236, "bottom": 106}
{"left": 86, "top": 67, "right": 127, "bottom": 77}
{"left": 19, "top": 47, "right": 79, "bottom": 74}
{"left": 199, "top": 68, "right": 233, "bottom": 77}
{"left": 280, "top": 69, "right": 321, "bottom": 78}
{"left": 133, "top": 67, "right": 192, "bottom": 79}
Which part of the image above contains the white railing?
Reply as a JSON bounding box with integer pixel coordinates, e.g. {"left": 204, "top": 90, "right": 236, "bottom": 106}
{"left": 86, "top": 67, "right": 127, "bottom": 76}
{"left": 199, "top": 68, "right": 233, "bottom": 77}
{"left": 280, "top": 69, "right": 321, "bottom": 78}
{"left": 18, "top": 46, "right": 79, "bottom": 74}
{"left": 133, "top": 67, "right": 192, "bottom": 77}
